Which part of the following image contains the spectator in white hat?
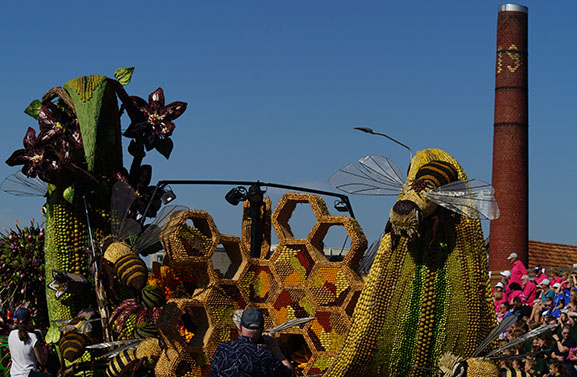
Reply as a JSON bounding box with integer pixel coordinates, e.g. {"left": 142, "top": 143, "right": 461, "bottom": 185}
{"left": 508, "top": 252, "right": 527, "bottom": 289}
{"left": 529, "top": 279, "right": 554, "bottom": 323}
{"left": 493, "top": 282, "right": 508, "bottom": 312}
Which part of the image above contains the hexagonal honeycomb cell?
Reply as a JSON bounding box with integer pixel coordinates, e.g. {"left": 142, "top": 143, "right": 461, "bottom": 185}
{"left": 272, "top": 288, "right": 315, "bottom": 326}
{"left": 204, "top": 283, "right": 248, "bottom": 326}
{"left": 307, "top": 263, "right": 358, "bottom": 307}
{"left": 211, "top": 235, "right": 249, "bottom": 280}
{"left": 271, "top": 242, "right": 323, "bottom": 287}
{"left": 168, "top": 259, "right": 218, "bottom": 291}
{"left": 160, "top": 210, "right": 220, "bottom": 263}
{"left": 309, "top": 216, "right": 368, "bottom": 270}
{"left": 238, "top": 262, "right": 280, "bottom": 304}
{"left": 272, "top": 193, "right": 330, "bottom": 242}
{"left": 306, "top": 309, "right": 350, "bottom": 354}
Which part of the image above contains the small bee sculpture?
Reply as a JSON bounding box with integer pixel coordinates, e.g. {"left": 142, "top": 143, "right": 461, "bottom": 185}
{"left": 98, "top": 181, "right": 186, "bottom": 300}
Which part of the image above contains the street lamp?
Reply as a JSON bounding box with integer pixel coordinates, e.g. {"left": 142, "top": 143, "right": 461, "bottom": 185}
{"left": 354, "top": 127, "right": 413, "bottom": 160}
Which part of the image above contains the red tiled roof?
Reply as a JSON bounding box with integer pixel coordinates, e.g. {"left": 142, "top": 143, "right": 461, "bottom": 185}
{"left": 528, "top": 240, "right": 577, "bottom": 270}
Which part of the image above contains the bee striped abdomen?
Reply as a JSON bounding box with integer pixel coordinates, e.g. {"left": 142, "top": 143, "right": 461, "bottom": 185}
{"left": 106, "top": 349, "right": 136, "bottom": 377}
{"left": 115, "top": 253, "right": 148, "bottom": 292}
{"left": 414, "top": 160, "right": 458, "bottom": 188}
{"left": 59, "top": 331, "right": 88, "bottom": 362}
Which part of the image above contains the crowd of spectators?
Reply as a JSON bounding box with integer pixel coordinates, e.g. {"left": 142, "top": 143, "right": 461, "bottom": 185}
{"left": 493, "top": 252, "right": 577, "bottom": 376}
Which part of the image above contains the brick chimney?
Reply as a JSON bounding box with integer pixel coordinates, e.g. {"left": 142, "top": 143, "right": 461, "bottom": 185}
{"left": 489, "top": 4, "right": 529, "bottom": 273}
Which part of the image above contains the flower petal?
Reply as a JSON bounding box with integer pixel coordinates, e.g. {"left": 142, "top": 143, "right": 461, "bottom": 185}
{"left": 23, "top": 127, "right": 37, "bottom": 150}
{"left": 163, "top": 101, "right": 187, "bottom": 121}
{"left": 148, "top": 88, "right": 165, "bottom": 108}
{"left": 5, "top": 149, "right": 26, "bottom": 167}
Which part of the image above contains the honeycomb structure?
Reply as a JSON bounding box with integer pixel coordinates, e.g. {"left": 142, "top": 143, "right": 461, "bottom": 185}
{"left": 159, "top": 193, "right": 367, "bottom": 376}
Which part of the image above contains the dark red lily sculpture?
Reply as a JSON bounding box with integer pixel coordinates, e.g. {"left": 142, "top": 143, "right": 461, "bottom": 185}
{"left": 124, "top": 87, "right": 187, "bottom": 151}
{"left": 6, "top": 102, "right": 83, "bottom": 182}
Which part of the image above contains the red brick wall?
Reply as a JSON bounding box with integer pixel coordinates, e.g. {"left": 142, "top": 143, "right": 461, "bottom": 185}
{"left": 489, "top": 7, "right": 529, "bottom": 272}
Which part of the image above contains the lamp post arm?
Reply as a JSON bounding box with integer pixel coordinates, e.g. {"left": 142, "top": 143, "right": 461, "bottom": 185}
{"left": 150, "top": 180, "right": 356, "bottom": 219}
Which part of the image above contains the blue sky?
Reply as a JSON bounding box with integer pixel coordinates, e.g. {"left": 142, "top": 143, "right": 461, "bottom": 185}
{"left": 0, "top": 1, "right": 576, "bottom": 250}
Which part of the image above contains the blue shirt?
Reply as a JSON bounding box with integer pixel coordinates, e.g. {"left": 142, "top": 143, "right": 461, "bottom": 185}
{"left": 210, "top": 336, "right": 293, "bottom": 377}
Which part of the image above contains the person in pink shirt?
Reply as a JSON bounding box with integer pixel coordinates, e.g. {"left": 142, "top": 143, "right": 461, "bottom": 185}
{"left": 508, "top": 282, "right": 527, "bottom": 305}
{"left": 550, "top": 269, "right": 565, "bottom": 288}
{"left": 522, "top": 274, "right": 538, "bottom": 306}
{"left": 508, "top": 252, "right": 527, "bottom": 288}
{"left": 534, "top": 266, "right": 548, "bottom": 285}
{"left": 494, "top": 282, "right": 508, "bottom": 312}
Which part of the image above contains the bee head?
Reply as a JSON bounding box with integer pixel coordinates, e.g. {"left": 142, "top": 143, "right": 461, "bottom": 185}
{"left": 389, "top": 199, "right": 422, "bottom": 238}
{"left": 389, "top": 160, "right": 459, "bottom": 239}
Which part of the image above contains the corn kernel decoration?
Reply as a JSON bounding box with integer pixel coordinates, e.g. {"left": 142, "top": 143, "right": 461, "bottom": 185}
{"left": 325, "top": 149, "right": 496, "bottom": 377}
{"left": 157, "top": 193, "right": 368, "bottom": 376}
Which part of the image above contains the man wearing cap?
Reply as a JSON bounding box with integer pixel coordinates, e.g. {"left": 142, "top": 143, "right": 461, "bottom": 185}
{"left": 210, "top": 308, "right": 293, "bottom": 377}
{"left": 534, "top": 266, "right": 548, "bottom": 285}
{"left": 508, "top": 252, "right": 527, "bottom": 289}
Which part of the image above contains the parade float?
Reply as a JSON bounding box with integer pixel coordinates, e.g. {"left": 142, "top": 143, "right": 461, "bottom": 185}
{"left": 2, "top": 68, "right": 511, "bottom": 377}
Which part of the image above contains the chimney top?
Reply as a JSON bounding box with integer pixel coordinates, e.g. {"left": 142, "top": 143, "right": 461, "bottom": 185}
{"left": 499, "top": 4, "right": 528, "bottom": 13}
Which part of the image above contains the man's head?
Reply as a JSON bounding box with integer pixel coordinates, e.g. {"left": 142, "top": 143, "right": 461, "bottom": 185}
{"left": 521, "top": 274, "right": 530, "bottom": 286}
{"left": 240, "top": 308, "right": 264, "bottom": 337}
{"left": 495, "top": 282, "right": 504, "bottom": 291}
{"left": 512, "top": 297, "right": 522, "bottom": 308}
{"left": 507, "top": 253, "right": 518, "bottom": 264}
{"left": 534, "top": 266, "right": 542, "bottom": 276}
{"left": 540, "top": 279, "right": 550, "bottom": 290}
{"left": 500, "top": 270, "right": 511, "bottom": 280}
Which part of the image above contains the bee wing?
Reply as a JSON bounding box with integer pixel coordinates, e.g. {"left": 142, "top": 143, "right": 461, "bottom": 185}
{"left": 85, "top": 339, "right": 141, "bottom": 350}
{"left": 264, "top": 317, "right": 315, "bottom": 334}
{"left": 133, "top": 205, "right": 189, "bottom": 253}
{"left": 110, "top": 181, "right": 141, "bottom": 240}
{"left": 103, "top": 342, "right": 141, "bottom": 358}
{"left": 423, "top": 179, "right": 500, "bottom": 220}
{"left": 329, "top": 155, "right": 405, "bottom": 196}
{"left": 0, "top": 172, "right": 47, "bottom": 197}
{"left": 484, "top": 323, "right": 558, "bottom": 358}
{"left": 471, "top": 314, "right": 517, "bottom": 357}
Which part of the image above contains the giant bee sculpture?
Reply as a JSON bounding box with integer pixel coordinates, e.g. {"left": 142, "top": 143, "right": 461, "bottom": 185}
{"left": 325, "top": 149, "right": 499, "bottom": 377}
